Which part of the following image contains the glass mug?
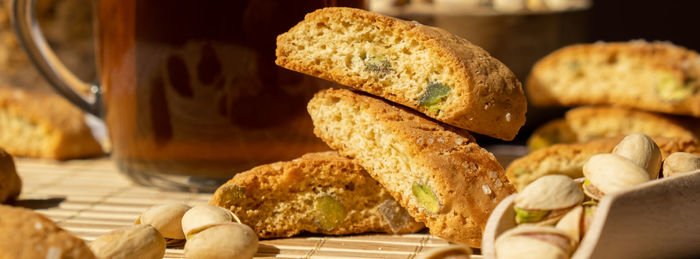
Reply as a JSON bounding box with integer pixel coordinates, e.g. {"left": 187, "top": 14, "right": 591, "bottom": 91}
{"left": 12, "top": 0, "right": 365, "bottom": 192}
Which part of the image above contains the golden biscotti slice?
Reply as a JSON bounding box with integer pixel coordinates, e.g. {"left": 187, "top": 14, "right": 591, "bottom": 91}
{"left": 526, "top": 105, "right": 700, "bottom": 151}
{"left": 526, "top": 119, "right": 577, "bottom": 151}
{"left": 210, "top": 151, "right": 424, "bottom": 238}
{"left": 0, "top": 148, "right": 20, "bottom": 203}
{"left": 307, "top": 88, "right": 515, "bottom": 247}
{"left": 527, "top": 41, "right": 700, "bottom": 116}
{"left": 276, "top": 7, "right": 526, "bottom": 140}
{"left": 0, "top": 205, "right": 95, "bottom": 259}
{"left": 507, "top": 136, "right": 700, "bottom": 190}
{"left": 0, "top": 87, "right": 103, "bottom": 159}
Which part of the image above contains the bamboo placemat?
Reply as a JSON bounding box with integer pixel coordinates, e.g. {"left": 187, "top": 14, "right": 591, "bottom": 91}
{"left": 15, "top": 157, "right": 482, "bottom": 258}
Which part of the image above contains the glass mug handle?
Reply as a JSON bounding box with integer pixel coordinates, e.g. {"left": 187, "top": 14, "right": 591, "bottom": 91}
{"left": 10, "top": 0, "right": 102, "bottom": 117}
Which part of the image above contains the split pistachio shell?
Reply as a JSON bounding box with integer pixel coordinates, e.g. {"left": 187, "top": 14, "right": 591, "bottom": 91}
{"left": 582, "top": 202, "right": 597, "bottom": 234}
{"left": 495, "top": 225, "right": 574, "bottom": 259}
{"left": 416, "top": 244, "right": 471, "bottom": 259}
{"left": 612, "top": 134, "right": 662, "bottom": 179}
{"left": 184, "top": 222, "right": 258, "bottom": 259}
{"left": 89, "top": 224, "right": 165, "bottom": 259}
{"left": 515, "top": 175, "right": 584, "bottom": 211}
{"left": 662, "top": 152, "right": 700, "bottom": 178}
{"left": 582, "top": 154, "right": 650, "bottom": 199}
{"left": 555, "top": 205, "right": 583, "bottom": 243}
{"left": 182, "top": 205, "right": 236, "bottom": 239}
{"left": 135, "top": 203, "right": 191, "bottom": 240}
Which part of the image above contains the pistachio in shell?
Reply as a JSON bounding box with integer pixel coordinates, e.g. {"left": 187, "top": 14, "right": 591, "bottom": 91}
{"left": 513, "top": 175, "right": 583, "bottom": 224}
{"left": 662, "top": 152, "right": 700, "bottom": 178}
{"left": 184, "top": 222, "right": 258, "bottom": 259}
{"left": 89, "top": 224, "right": 165, "bottom": 259}
{"left": 181, "top": 205, "right": 236, "bottom": 239}
{"left": 555, "top": 205, "right": 583, "bottom": 243}
{"left": 495, "top": 225, "right": 575, "bottom": 259}
{"left": 612, "top": 134, "right": 662, "bottom": 180}
{"left": 135, "top": 203, "right": 191, "bottom": 240}
{"left": 416, "top": 244, "right": 471, "bottom": 259}
{"left": 582, "top": 154, "right": 650, "bottom": 200}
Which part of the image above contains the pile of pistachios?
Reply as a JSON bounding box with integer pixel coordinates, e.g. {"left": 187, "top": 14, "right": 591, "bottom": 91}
{"left": 495, "top": 134, "right": 700, "bottom": 259}
{"left": 88, "top": 204, "right": 258, "bottom": 259}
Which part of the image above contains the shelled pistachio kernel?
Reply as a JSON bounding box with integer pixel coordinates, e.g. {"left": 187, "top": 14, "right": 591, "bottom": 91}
{"left": 662, "top": 152, "right": 700, "bottom": 178}
{"left": 89, "top": 224, "right": 166, "bottom": 259}
{"left": 513, "top": 175, "right": 583, "bottom": 224}
{"left": 495, "top": 225, "right": 575, "bottom": 259}
{"left": 313, "top": 194, "right": 346, "bottom": 230}
{"left": 582, "top": 153, "right": 650, "bottom": 200}
{"left": 418, "top": 82, "right": 451, "bottom": 113}
{"left": 612, "top": 133, "right": 662, "bottom": 179}
{"left": 135, "top": 203, "right": 191, "bottom": 240}
{"left": 412, "top": 182, "right": 439, "bottom": 213}
{"left": 363, "top": 53, "right": 392, "bottom": 76}
{"left": 656, "top": 73, "right": 698, "bottom": 102}
{"left": 181, "top": 204, "right": 235, "bottom": 239}
{"left": 184, "top": 222, "right": 258, "bottom": 259}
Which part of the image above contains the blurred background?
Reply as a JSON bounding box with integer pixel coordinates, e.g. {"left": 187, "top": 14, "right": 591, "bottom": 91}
{"left": 1, "top": 0, "right": 700, "bottom": 145}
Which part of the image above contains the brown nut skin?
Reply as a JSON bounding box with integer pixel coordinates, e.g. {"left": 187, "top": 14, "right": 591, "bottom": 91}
{"left": 135, "top": 203, "right": 191, "bottom": 240}
{"left": 612, "top": 134, "right": 662, "bottom": 180}
{"left": 184, "top": 223, "right": 259, "bottom": 259}
{"left": 89, "top": 224, "right": 165, "bottom": 259}
{"left": 662, "top": 152, "right": 700, "bottom": 178}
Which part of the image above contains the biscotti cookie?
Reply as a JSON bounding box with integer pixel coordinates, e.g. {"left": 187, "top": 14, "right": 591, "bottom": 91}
{"left": 0, "top": 147, "right": 20, "bottom": 203}
{"left": 276, "top": 7, "right": 527, "bottom": 140}
{"left": 307, "top": 88, "right": 515, "bottom": 247}
{"left": 0, "top": 87, "right": 103, "bottom": 159}
{"left": 0, "top": 205, "right": 95, "bottom": 258}
{"left": 507, "top": 136, "right": 700, "bottom": 190}
{"left": 527, "top": 41, "right": 700, "bottom": 117}
{"left": 527, "top": 105, "right": 700, "bottom": 150}
{"left": 210, "top": 151, "right": 424, "bottom": 238}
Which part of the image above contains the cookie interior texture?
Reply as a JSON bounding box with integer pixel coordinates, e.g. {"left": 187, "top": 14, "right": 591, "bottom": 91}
{"left": 508, "top": 136, "right": 700, "bottom": 190}
{"left": 527, "top": 40, "right": 700, "bottom": 116}
{"left": 307, "top": 88, "right": 514, "bottom": 247}
{"left": 210, "top": 151, "right": 424, "bottom": 238}
{"left": 527, "top": 105, "right": 700, "bottom": 151}
{"left": 276, "top": 7, "right": 526, "bottom": 140}
{"left": 0, "top": 88, "right": 103, "bottom": 159}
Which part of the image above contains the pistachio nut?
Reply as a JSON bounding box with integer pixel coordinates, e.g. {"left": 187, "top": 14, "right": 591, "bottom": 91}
{"left": 184, "top": 222, "right": 258, "bottom": 259}
{"left": 89, "top": 224, "right": 165, "bottom": 259}
{"left": 662, "top": 152, "right": 700, "bottom": 178}
{"left": 416, "top": 244, "right": 472, "bottom": 259}
{"left": 313, "top": 194, "right": 346, "bottom": 231}
{"left": 495, "top": 225, "right": 575, "bottom": 259}
{"left": 513, "top": 175, "right": 583, "bottom": 224}
{"left": 182, "top": 205, "right": 237, "bottom": 239}
{"left": 555, "top": 205, "right": 583, "bottom": 243}
{"left": 135, "top": 203, "right": 190, "bottom": 240}
{"left": 412, "top": 182, "right": 440, "bottom": 213}
{"left": 612, "top": 134, "right": 662, "bottom": 179}
{"left": 582, "top": 154, "right": 650, "bottom": 200}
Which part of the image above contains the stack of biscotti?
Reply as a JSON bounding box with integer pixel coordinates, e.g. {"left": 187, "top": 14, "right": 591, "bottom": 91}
{"left": 271, "top": 7, "right": 527, "bottom": 247}
{"left": 511, "top": 40, "right": 700, "bottom": 190}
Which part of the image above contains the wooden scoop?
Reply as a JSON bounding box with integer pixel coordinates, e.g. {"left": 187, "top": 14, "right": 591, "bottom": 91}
{"left": 482, "top": 170, "right": 700, "bottom": 259}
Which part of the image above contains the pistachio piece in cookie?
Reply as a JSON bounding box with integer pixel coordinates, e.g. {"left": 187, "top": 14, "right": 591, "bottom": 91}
{"left": 363, "top": 52, "right": 393, "bottom": 76}
{"left": 412, "top": 182, "right": 440, "bottom": 213}
{"left": 656, "top": 73, "right": 698, "bottom": 102}
{"left": 513, "top": 175, "right": 583, "bottom": 225}
{"left": 313, "top": 194, "right": 347, "bottom": 230}
{"left": 418, "top": 82, "right": 451, "bottom": 114}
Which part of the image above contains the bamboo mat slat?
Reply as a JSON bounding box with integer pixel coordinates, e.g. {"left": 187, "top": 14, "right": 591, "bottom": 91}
{"left": 15, "top": 158, "right": 480, "bottom": 259}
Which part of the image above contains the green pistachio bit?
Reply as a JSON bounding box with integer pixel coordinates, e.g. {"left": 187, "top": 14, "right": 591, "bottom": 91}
{"left": 363, "top": 54, "right": 393, "bottom": 76}
{"left": 657, "top": 74, "right": 698, "bottom": 102}
{"left": 220, "top": 185, "right": 245, "bottom": 204}
{"left": 412, "top": 182, "right": 440, "bottom": 213}
{"left": 514, "top": 207, "right": 550, "bottom": 224}
{"left": 313, "top": 194, "right": 346, "bottom": 230}
{"left": 583, "top": 178, "right": 591, "bottom": 187}
{"left": 513, "top": 168, "right": 529, "bottom": 177}
{"left": 418, "top": 82, "right": 451, "bottom": 109}
{"left": 582, "top": 200, "right": 598, "bottom": 207}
